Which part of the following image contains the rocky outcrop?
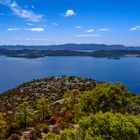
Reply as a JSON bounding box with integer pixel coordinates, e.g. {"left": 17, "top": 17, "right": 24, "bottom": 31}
{"left": 0, "top": 76, "right": 100, "bottom": 113}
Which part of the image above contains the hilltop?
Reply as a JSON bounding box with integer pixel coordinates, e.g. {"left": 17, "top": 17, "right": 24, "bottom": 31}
{"left": 0, "top": 76, "right": 99, "bottom": 113}
{"left": 0, "top": 76, "right": 140, "bottom": 140}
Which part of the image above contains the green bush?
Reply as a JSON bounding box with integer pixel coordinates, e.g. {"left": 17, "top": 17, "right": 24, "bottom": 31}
{"left": 79, "top": 112, "right": 140, "bottom": 140}
{"left": 79, "top": 83, "right": 135, "bottom": 114}
{"left": 60, "top": 129, "right": 81, "bottom": 140}
{"left": 44, "top": 132, "right": 60, "bottom": 140}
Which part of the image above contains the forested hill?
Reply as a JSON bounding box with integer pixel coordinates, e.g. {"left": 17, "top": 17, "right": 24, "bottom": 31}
{"left": 0, "top": 76, "right": 140, "bottom": 139}
{"left": 0, "top": 76, "right": 99, "bottom": 113}
{"left": 0, "top": 43, "right": 140, "bottom": 50}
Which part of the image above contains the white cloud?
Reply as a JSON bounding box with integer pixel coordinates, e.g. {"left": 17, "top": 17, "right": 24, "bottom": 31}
{"left": 27, "top": 23, "right": 34, "bottom": 26}
{"left": 75, "top": 26, "right": 82, "bottom": 29}
{"left": 130, "top": 26, "right": 140, "bottom": 31}
{"left": 75, "top": 34, "right": 100, "bottom": 37}
{"left": 86, "top": 29, "right": 94, "bottom": 32}
{"left": 51, "top": 23, "right": 59, "bottom": 26}
{"left": 8, "top": 28, "right": 20, "bottom": 31}
{"left": 25, "top": 38, "right": 48, "bottom": 41}
{"left": 0, "top": 0, "right": 43, "bottom": 22}
{"left": 99, "top": 28, "right": 110, "bottom": 31}
{"left": 26, "top": 28, "right": 45, "bottom": 32}
{"left": 65, "top": 9, "right": 76, "bottom": 17}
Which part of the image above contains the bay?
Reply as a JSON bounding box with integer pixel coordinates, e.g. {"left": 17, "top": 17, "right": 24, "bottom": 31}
{"left": 0, "top": 56, "right": 140, "bottom": 94}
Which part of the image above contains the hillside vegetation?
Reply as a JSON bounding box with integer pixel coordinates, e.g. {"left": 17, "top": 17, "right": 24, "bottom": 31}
{"left": 0, "top": 76, "right": 139, "bottom": 140}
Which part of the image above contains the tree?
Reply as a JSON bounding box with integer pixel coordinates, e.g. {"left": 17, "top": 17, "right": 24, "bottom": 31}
{"left": 62, "top": 90, "right": 81, "bottom": 122}
{"left": 79, "top": 83, "right": 134, "bottom": 115}
{"left": 36, "top": 98, "right": 50, "bottom": 122}
{"left": 63, "top": 89, "right": 81, "bottom": 110}
{"left": 15, "top": 101, "right": 32, "bottom": 128}
{"left": 78, "top": 112, "right": 140, "bottom": 140}
{"left": 0, "top": 113, "right": 7, "bottom": 139}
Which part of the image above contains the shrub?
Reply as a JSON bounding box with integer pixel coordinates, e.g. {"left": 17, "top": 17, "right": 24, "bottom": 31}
{"left": 7, "top": 134, "right": 21, "bottom": 140}
{"left": 42, "top": 126, "right": 49, "bottom": 134}
{"left": 0, "top": 113, "right": 7, "bottom": 139}
{"left": 79, "top": 83, "right": 134, "bottom": 114}
{"left": 79, "top": 112, "right": 140, "bottom": 140}
{"left": 5, "top": 124, "right": 22, "bottom": 139}
{"left": 29, "top": 127, "right": 42, "bottom": 140}
{"left": 60, "top": 129, "right": 81, "bottom": 140}
{"left": 44, "top": 132, "right": 60, "bottom": 140}
{"left": 52, "top": 125, "right": 60, "bottom": 134}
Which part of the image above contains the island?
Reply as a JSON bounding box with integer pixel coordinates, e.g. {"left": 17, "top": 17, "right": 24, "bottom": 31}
{"left": 1, "top": 49, "right": 140, "bottom": 59}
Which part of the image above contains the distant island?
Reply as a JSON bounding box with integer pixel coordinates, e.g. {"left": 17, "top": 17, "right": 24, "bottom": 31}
{"left": 0, "top": 76, "right": 139, "bottom": 139}
{"left": 0, "top": 43, "right": 140, "bottom": 58}
{"left": 1, "top": 49, "right": 140, "bottom": 59}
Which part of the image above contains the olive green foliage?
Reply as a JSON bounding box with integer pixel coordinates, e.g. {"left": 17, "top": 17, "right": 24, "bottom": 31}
{"left": 15, "top": 101, "right": 32, "bottom": 128}
{"left": 63, "top": 89, "right": 81, "bottom": 123}
{"left": 45, "top": 129, "right": 80, "bottom": 140}
{"left": 44, "top": 112, "right": 140, "bottom": 140}
{"left": 0, "top": 113, "right": 7, "bottom": 139}
{"left": 78, "top": 112, "right": 140, "bottom": 140}
{"left": 44, "top": 132, "right": 60, "bottom": 140}
{"left": 79, "top": 83, "right": 137, "bottom": 114}
{"left": 36, "top": 98, "right": 50, "bottom": 121}
{"left": 1, "top": 81, "right": 140, "bottom": 139}
{"left": 63, "top": 89, "right": 80, "bottom": 109}
{"left": 60, "top": 129, "right": 81, "bottom": 140}
{"left": 48, "top": 83, "right": 140, "bottom": 140}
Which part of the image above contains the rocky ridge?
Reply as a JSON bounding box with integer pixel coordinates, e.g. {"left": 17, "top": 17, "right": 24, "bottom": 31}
{"left": 0, "top": 76, "right": 100, "bottom": 113}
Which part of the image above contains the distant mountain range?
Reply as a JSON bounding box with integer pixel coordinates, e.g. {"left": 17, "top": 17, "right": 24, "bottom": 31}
{"left": 0, "top": 43, "right": 140, "bottom": 50}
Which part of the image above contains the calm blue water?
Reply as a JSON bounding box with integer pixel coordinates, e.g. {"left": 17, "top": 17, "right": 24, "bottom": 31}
{"left": 0, "top": 56, "right": 140, "bottom": 94}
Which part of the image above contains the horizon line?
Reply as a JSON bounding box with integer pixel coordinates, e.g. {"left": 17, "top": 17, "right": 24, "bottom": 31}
{"left": 0, "top": 43, "right": 140, "bottom": 47}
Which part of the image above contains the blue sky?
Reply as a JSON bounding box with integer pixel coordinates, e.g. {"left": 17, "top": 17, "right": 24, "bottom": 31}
{"left": 0, "top": 0, "right": 140, "bottom": 46}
